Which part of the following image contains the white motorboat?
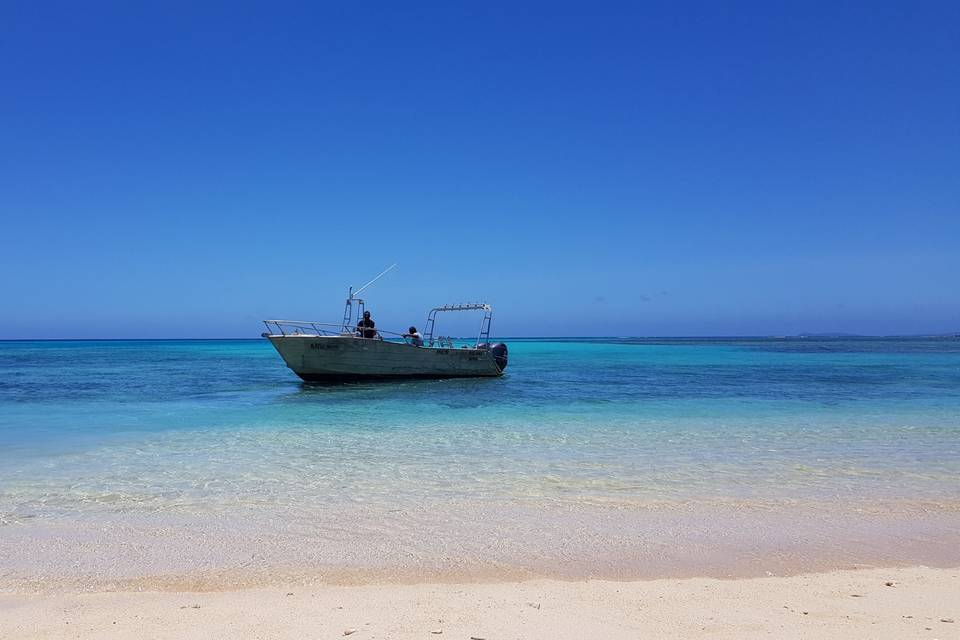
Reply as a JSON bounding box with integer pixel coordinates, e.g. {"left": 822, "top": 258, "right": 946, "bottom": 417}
{"left": 262, "top": 269, "right": 508, "bottom": 382}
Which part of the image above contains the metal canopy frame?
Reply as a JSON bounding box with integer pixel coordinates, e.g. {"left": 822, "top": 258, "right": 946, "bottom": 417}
{"left": 424, "top": 303, "right": 493, "bottom": 348}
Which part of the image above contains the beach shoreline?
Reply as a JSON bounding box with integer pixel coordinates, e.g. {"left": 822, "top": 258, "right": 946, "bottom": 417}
{"left": 2, "top": 566, "right": 957, "bottom": 639}
{"left": 3, "top": 498, "right": 959, "bottom": 594}
{"left": 3, "top": 339, "right": 959, "bottom": 635}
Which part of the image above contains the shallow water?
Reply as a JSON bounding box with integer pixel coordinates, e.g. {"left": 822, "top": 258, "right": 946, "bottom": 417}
{"left": 1, "top": 338, "right": 959, "bottom": 588}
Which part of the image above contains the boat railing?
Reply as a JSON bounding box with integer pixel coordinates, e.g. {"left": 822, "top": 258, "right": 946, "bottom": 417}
{"left": 263, "top": 320, "right": 350, "bottom": 337}
{"left": 265, "top": 300, "right": 496, "bottom": 349}
{"left": 263, "top": 320, "right": 441, "bottom": 346}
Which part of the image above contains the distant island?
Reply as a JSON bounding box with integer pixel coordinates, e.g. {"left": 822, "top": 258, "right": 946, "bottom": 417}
{"left": 792, "top": 332, "right": 960, "bottom": 339}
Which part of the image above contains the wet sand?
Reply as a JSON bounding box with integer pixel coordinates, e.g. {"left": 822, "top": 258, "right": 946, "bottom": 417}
{"left": 3, "top": 498, "right": 960, "bottom": 593}
{"left": 2, "top": 567, "right": 957, "bottom": 639}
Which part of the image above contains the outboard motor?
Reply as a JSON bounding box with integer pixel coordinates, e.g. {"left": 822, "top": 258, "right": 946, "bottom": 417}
{"left": 479, "top": 342, "right": 509, "bottom": 372}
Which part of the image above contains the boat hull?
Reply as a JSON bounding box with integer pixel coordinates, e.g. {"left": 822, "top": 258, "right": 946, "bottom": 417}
{"left": 266, "top": 335, "right": 504, "bottom": 382}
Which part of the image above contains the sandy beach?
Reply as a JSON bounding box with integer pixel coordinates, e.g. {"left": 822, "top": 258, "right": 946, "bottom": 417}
{"left": 1, "top": 567, "right": 957, "bottom": 639}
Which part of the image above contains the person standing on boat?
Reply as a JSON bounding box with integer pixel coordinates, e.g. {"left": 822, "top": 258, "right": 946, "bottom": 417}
{"left": 404, "top": 326, "right": 423, "bottom": 347}
{"left": 356, "top": 310, "right": 377, "bottom": 339}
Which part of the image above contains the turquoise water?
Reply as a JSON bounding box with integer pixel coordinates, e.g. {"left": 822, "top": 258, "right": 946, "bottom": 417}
{"left": 1, "top": 337, "right": 959, "bottom": 586}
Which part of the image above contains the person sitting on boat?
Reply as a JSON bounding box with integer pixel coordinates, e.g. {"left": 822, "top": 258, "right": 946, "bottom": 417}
{"left": 404, "top": 326, "right": 423, "bottom": 347}
{"left": 356, "top": 311, "right": 377, "bottom": 339}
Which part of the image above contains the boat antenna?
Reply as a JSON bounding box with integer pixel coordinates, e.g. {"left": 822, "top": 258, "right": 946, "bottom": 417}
{"left": 343, "top": 264, "right": 396, "bottom": 331}
{"left": 351, "top": 263, "right": 397, "bottom": 299}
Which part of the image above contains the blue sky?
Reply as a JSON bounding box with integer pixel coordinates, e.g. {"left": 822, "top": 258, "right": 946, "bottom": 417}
{"left": 2, "top": 1, "right": 958, "bottom": 338}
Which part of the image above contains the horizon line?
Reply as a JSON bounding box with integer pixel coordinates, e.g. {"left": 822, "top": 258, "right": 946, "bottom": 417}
{"left": 2, "top": 333, "right": 958, "bottom": 343}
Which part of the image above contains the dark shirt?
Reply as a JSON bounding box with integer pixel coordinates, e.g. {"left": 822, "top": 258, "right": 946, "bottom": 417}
{"left": 357, "top": 317, "right": 376, "bottom": 339}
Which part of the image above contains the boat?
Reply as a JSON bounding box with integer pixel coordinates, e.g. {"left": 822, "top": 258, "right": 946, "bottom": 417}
{"left": 262, "top": 268, "right": 508, "bottom": 382}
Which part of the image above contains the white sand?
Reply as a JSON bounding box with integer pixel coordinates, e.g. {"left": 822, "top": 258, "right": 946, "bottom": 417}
{"left": 1, "top": 566, "right": 957, "bottom": 639}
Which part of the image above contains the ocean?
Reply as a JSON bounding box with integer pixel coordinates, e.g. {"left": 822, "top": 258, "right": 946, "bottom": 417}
{"left": 1, "top": 337, "right": 959, "bottom": 589}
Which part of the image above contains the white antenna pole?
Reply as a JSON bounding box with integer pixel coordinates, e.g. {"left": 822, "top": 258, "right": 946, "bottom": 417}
{"left": 352, "top": 263, "right": 397, "bottom": 298}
